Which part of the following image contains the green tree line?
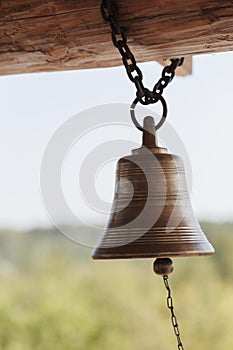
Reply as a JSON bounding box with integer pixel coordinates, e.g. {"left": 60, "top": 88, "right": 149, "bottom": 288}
{"left": 0, "top": 223, "right": 232, "bottom": 350}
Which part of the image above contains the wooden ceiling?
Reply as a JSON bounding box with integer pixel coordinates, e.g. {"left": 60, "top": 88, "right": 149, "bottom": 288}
{"left": 0, "top": 0, "right": 233, "bottom": 76}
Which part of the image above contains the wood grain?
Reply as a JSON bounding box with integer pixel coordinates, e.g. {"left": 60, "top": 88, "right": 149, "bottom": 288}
{"left": 0, "top": 0, "right": 233, "bottom": 76}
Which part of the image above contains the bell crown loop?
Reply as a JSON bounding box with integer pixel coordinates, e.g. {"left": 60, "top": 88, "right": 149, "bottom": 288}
{"left": 131, "top": 116, "right": 168, "bottom": 156}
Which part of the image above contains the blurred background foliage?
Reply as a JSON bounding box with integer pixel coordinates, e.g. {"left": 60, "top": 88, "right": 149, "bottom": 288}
{"left": 0, "top": 222, "right": 232, "bottom": 350}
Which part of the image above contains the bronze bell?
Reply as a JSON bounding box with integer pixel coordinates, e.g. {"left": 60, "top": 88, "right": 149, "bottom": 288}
{"left": 92, "top": 117, "right": 214, "bottom": 259}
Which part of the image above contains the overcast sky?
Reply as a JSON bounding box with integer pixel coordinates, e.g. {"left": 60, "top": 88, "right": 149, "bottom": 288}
{"left": 0, "top": 51, "right": 233, "bottom": 230}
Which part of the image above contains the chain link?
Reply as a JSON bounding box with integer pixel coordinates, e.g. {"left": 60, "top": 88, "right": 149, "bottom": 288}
{"left": 101, "top": 0, "right": 184, "bottom": 105}
{"left": 163, "top": 276, "right": 185, "bottom": 350}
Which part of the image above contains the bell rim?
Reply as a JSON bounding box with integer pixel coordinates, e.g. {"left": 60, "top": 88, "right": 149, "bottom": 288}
{"left": 92, "top": 249, "right": 215, "bottom": 260}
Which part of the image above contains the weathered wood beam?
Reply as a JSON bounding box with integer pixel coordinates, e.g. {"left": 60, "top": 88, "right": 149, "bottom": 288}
{"left": 158, "top": 57, "right": 193, "bottom": 76}
{"left": 0, "top": 0, "right": 233, "bottom": 76}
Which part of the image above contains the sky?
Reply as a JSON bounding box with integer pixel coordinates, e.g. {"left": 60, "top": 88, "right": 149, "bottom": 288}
{"left": 0, "top": 51, "right": 233, "bottom": 230}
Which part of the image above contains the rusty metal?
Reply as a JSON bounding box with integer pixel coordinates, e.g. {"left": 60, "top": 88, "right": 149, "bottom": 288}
{"left": 101, "top": 0, "right": 184, "bottom": 105}
{"left": 92, "top": 116, "right": 214, "bottom": 259}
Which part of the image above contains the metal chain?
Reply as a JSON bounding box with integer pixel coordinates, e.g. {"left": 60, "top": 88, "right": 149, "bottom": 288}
{"left": 163, "top": 276, "right": 185, "bottom": 350}
{"left": 101, "top": 0, "right": 184, "bottom": 105}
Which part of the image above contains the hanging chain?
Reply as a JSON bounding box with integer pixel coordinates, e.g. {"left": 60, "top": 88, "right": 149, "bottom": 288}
{"left": 163, "top": 276, "right": 185, "bottom": 350}
{"left": 101, "top": 0, "right": 184, "bottom": 106}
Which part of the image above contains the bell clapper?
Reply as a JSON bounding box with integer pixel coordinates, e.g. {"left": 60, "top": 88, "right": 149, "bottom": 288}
{"left": 153, "top": 258, "right": 174, "bottom": 276}
{"left": 153, "top": 258, "right": 185, "bottom": 349}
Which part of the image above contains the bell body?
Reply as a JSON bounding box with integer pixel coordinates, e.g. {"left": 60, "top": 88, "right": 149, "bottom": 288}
{"left": 92, "top": 117, "right": 214, "bottom": 259}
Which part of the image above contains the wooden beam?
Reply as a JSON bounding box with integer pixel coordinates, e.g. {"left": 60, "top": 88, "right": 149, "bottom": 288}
{"left": 0, "top": 1, "right": 233, "bottom": 76}
{"left": 158, "top": 57, "right": 193, "bottom": 76}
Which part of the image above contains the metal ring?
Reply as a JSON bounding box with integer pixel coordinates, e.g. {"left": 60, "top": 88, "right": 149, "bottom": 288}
{"left": 130, "top": 93, "right": 168, "bottom": 132}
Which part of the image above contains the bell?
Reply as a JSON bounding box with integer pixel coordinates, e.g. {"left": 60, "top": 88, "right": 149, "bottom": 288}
{"left": 92, "top": 117, "right": 214, "bottom": 259}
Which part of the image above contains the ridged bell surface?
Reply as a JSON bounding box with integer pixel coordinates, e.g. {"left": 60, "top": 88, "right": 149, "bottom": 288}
{"left": 92, "top": 117, "right": 214, "bottom": 259}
